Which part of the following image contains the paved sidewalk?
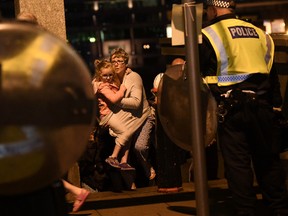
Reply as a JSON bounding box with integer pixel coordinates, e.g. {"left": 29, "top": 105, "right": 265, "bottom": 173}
{"left": 66, "top": 179, "right": 271, "bottom": 216}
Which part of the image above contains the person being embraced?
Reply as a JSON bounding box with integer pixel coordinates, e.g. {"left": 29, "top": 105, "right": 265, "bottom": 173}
{"left": 92, "top": 59, "right": 136, "bottom": 171}
{"left": 92, "top": 59, "right": 126, "bottom": 127}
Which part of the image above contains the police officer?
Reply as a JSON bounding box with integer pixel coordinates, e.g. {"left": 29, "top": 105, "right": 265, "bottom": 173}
{"left": 200, "top": 0, "right": 288, "bottom": 215}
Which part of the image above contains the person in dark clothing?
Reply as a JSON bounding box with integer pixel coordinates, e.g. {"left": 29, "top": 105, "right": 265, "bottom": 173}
{"left": 200, "top": 0, "right": 288, "bottom": 215}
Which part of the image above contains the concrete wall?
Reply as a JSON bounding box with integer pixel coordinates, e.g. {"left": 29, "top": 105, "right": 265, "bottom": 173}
{"left": 14, "top": 0, "right": 66, "bottom": 41}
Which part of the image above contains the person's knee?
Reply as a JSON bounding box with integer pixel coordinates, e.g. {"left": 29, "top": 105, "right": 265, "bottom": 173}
{"left": 134, "top": 143, "right": 149, "bottom": 152}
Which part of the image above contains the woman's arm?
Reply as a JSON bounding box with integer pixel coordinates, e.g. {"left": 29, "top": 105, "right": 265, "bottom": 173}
{"left": 118, "top": 72, "right": 143, "bottom": 109}
{"left": 99, "top": 83, "right": 126, "bottom": 103}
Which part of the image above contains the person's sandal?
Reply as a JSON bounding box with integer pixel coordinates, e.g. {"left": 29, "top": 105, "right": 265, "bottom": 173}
{"left": 72, "top": 189, "right": 90, "bottom": 212}
{"left": 105, "top": 156, "right": 120, "bottom": 168}
{"left": 119, "top": 163, "right": 135, "bottom": 171}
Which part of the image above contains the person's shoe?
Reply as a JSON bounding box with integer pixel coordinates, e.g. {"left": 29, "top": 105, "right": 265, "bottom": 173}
{"left": 105, "top": 156, "right": 120, "bottom": 168}
{"left": 149, "top": 167, "right": 156, "bottom": 180}
{"left": 119, "top": 163, "right": 135, "bottom": 171}
{"left": 157, "top": 187, "right": 183, "bottom": 193}
{"left": 72, "top": 189, "right": 90, "bottom": 212}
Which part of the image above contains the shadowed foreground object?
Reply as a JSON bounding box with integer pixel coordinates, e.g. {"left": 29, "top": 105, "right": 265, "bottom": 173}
{"left": 157, "top": 63, "right": 217, "bottom": 151}
{"left": 0, "top": 21, "right": 95, "bottom": 195}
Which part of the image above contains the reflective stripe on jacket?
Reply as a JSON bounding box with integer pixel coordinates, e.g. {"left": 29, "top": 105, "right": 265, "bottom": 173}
{"left": 202, "top": 18, "right": 274, "bottom": 86}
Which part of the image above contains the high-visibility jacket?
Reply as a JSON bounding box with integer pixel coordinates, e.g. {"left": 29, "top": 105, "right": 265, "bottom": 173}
{"left": 202, "top": 18, "right": 274, "bottom": 86}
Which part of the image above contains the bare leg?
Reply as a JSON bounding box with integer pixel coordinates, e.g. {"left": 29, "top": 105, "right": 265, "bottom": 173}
{"left": 62, "top": 180, "right": 82, "bottom": 195}
{"left": 110, "top": 144, "right": 122, "bottom": 158}
{"left": 120, "top": 148, "right": 129, "bottom": 164}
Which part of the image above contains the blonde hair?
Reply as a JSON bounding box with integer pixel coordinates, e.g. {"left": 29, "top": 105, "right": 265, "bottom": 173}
{"left": 93, "top": 59, "right": 120, "bottom": 86}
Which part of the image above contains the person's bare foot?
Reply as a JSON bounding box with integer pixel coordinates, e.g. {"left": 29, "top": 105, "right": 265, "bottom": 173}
{"left": 131, "top": 182, "right": 136, "bottom": 190}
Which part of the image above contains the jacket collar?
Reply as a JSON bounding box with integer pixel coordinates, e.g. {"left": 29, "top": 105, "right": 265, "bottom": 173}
{"left": 207, "top": 13, "right": 236, "bottom": 26}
